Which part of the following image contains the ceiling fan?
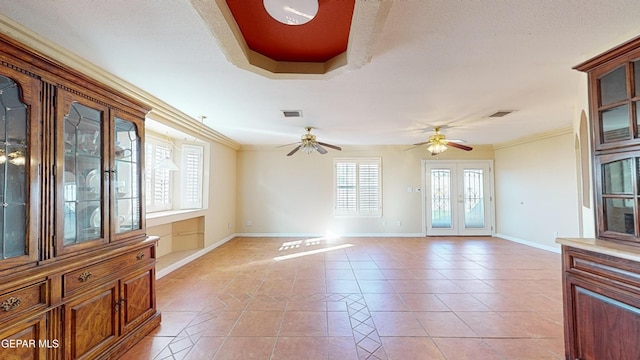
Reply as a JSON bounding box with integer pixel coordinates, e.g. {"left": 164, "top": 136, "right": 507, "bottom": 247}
{"left": 285, "top": 126, "right": 342, "bottom": 156}
{"left": 413, "top": 126, "right": 473, "bottom": 155}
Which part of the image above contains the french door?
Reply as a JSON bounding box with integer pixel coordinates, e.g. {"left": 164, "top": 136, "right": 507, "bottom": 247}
{"left": 424, "top": 160, "right": 494, "bottom": 236}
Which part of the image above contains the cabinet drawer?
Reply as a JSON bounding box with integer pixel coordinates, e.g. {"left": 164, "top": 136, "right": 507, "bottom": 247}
{"left": 63, "top": 245, "right": 154, "bottom": 297}
{"left": 566, "top": 247, "right": 640, "bottom": 291}
{"left": 0, "top": 281, "right": 47, "bottom": 324}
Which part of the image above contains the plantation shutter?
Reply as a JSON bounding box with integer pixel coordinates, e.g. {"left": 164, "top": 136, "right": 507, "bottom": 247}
{"left": 153, "top": 145, "right": 172, "bottom": 207}
{"left": 336, "top": 162, "right": 357, "bottom": 214}
{"left": 358, "top": 161, "right": 381, "bottom": 215}
{"left": 144, "top": 139, "right": 172, "bottom": 212}
{"left": 335, "top": 158, "right": 381, "bottom": 216}
{"left": 181, "top": 144, "right": 203, "bottom": 209}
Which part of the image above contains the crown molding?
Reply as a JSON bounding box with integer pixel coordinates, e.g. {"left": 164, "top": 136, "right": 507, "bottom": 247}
{"left": 493, "top": 127, "right": 573, "bottom": 150}
{"left": 0, "top": 13, "right": 240, "bottom": 150}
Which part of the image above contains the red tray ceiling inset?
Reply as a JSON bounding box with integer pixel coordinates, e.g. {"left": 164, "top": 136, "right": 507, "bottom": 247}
{"left": 226, "top": 0, "right": 355, "bottom": 63}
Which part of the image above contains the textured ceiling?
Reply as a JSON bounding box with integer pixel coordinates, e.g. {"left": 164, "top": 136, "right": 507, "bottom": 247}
{"left": 0, "top": 1, "right": 640, "bottom": 148}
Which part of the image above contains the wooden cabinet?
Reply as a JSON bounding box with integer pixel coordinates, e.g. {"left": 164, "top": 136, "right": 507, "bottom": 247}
{"left": 563, "top": 35, "right": 640, "bottom": 360}
{"left": 0, "top": 31, "right": 159, "bottom": 359}
{"left": 0, "top": 313, "right": 49, "bottom": 360}
{"left": 561, "top": 244, "right": 640, "bottom": 360}
{"left": 64, "top": 282, "right": 120, "bottom": 360}
{"left": 575, "top": 36, "right": 640, "bottom": 245}
{"left": 0, "top": 63, "right": 41, "bottom": 273}
{"left": 61, "top": 242, "right": 157, "bottom": 360}
{"left": 55, "top": 88, "right": 146, "bottom": 256}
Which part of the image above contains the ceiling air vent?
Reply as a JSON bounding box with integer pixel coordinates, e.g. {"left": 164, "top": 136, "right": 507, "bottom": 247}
{"left": 282, "top": 110, "right": 302, "bottom": 118}
{"left": 488, "top": 110, "right": 514, "bottom": 118}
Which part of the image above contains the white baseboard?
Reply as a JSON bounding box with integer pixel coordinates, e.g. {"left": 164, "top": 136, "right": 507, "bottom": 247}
{"left": 495, "top": 233, "right": 561, "bottom": 253}
{"left": 237, "top": 232, "right": 425, "bottom": 238}
{"left": 156, "top": 233, "right": 236, "bottom": 279}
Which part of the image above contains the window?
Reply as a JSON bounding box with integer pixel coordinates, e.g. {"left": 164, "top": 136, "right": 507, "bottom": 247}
{"left": 145, "top": 138, "right": 173, "bottom": 212}
{"left": 181, "top": 144, "right": 204, "bottom": 209}
{"left": 334, "top": 158, "right": 382, "bottom": 216}
{"left": 144, "top": 134, "right": 205, "bottom": 214}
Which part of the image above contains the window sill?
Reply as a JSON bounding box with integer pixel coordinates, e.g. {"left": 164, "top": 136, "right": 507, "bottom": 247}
{"left": 146, "top": 209, "right": 206, "bottom": 227}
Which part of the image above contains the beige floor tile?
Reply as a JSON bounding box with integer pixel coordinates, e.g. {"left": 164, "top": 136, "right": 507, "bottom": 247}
{"left": 400, "top": 293, "right": 449, "bottom": 312}
{"left": 230, "top": 311, "right": 284, "bottom": 336}
{"left": 213, "top": 337, "right": 277, "bottom": 360}
{"left": 414, "top": 311, "right": 477, "bottom": 337}
{"left": 280, "top": 311, "right": 328, "bottom": 336}
{"left": 120, "top": 236, "right": 566, "bottom": 359}
{"left": 370, "top": 311, "right": 428, "bottom": 337}
{"left": 381, "top": 337, "right": 445, "bottom": 360}
{"left": 272, "top": 337, "right": 328, "bottom": 360}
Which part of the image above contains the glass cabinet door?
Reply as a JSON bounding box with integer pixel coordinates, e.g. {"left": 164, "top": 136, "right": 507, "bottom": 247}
{"left": 0, "top": 75, "right": 28, "bottom": 260}
{"left": 62, "top": 101, "right": 105, "bottom": 247}
{"left": 113, "top": 116, "right": 142, "bottom": 235}
{"left": 594, "top": 58, "right": 640, "bottom": 148}
{"left": 601, "top": 158, "right": 635, "bottom": 235}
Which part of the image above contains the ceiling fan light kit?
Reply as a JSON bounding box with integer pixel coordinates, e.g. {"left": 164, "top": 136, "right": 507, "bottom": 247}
{"left": 285, "top": 126, "right": 342, "bottom": 156}
{"left": 413, "top": 127, "right": 473, "bottom": 155}
{"left": 427, "top": 143, "right": 448, "bottom": 155}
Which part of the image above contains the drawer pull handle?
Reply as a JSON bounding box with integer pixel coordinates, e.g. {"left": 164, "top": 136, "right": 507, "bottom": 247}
{"left": 78, "top": 271, "right": 92, "bottom": 282}
{"left": 136, "top": 252, "right": 145, "bottom": 260}
{"left": 1, "top": 297, "right": 21, "bottom": 312}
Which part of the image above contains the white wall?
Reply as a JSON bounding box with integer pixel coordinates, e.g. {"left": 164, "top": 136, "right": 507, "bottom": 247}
{"left": 205, "top": 141, "right": 237, "bottom": 246}
{"left": 237, "top": 145, "right": 495, "bottom": 236}
{"left": 494, "top": 130, "right": 581, "bottom": 250}
{"left": 574, "top": 72, "right": 596, "bottom": 238}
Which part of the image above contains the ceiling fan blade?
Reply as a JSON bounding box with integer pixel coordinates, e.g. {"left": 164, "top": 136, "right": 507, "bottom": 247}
{"left": 286, "top": 145, "right": 301, "bottom": 156}
{"left": 447, "top": 139, "right": 467, "bottom": 143}
{"left": 446, "top": 142, "right": 473, "bottom": 151}
{"left": 412, "top": 141, "right": 431, "bottom": 146}
{"left": 317, "top": 141, "right": 342, "bottom": 151}
{"left": 314, "top": 143, "right": 328, "bottom": 154}
{"left": 277, "top": 141, "right": 301, "bottom": 148}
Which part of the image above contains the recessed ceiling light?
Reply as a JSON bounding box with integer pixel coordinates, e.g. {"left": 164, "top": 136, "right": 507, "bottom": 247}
{"left": 263, "top": 0, "right": 319, "bottom": 25}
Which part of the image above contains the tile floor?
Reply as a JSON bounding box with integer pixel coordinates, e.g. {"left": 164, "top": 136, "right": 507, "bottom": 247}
{"left": 121, "top": 236, "right": 565, "bottom": 359}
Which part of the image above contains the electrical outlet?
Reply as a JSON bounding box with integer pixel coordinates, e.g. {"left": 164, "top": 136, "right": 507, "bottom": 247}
{"left": 246, "top": 220, "right": 252, "bottom": 226}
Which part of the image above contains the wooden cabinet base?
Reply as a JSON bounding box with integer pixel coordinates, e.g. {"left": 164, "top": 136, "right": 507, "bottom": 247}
{"left": 560, "top": 243, "right": 640, "bottom": 360}
{"left": 96, "top": 312, "right": 161, "bottom": 360}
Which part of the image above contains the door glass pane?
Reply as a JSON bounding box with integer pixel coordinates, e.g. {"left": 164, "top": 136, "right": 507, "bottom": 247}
{"left": 601, "top": 104, "right": 629, "bottom": 142}
{"left": 463, "top": 169, "right": 485, "bottom": 228}
{"left": 635, "top": 60, "right": 640, "bottom": 97}
{"left": 635, "top": 101, "right": 640, "bottom": 134}
{"left": 114, "top": 117, "right": 141, "bottom": 233}
{"left": 604, "top": 198, "right": 634, "bottom": 235}
{"left": 599, "top": 66, "right": 627, "bottom": 106}
{"left": 0, "top": 76, "right": 27, "bottom": 259}
{"left": 603, "top": 158, "right": 633, "bottom": 194}
{"left": 63, "top": 102, "right": 102, "bottom": 245}
{"left": 431, "top": 169, "right": 451, "bottom": 228}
